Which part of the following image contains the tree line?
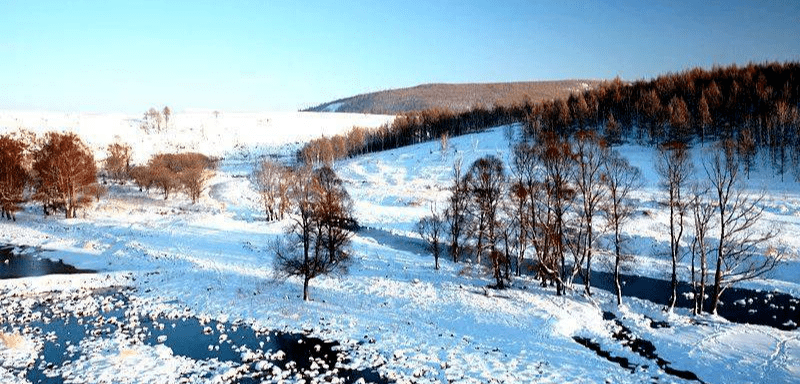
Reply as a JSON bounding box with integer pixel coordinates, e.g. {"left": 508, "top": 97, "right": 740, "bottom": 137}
{"left": 0, "top": 129, "right": 216, "bottom": 220}
{"left": 140, "top": 106, "right": 172, "bottom": 133}
{"left": 417, "top": 131, "right": 781, "bottom": 314}
{"left": 0, "top": 131, "right": 101, "bottom": 219}
{"left": 299, "top": 62, "right": 800, "bottom": 181}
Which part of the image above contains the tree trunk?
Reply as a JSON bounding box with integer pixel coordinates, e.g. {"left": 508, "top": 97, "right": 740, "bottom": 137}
{"left": 303, "top": 275, "right": 310, "bottom": 301}
{"left": 711, "top": 206, "right": 726, "bottom": 314}
{"left": 699, "top": 248, "right": 707, "bottom": 313}
{"left": 585, "top": 222, "right": 593, "bottom": 296}
{"left": 614, "top": 225, "right": 623, "bottom": 306}
{"left": 668, "top": 199, "right": 678, "bottom": 310}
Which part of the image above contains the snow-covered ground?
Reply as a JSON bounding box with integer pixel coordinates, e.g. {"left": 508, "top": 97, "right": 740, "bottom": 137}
{"left": 1, "top": 111, "right": 799, "bottom": 383}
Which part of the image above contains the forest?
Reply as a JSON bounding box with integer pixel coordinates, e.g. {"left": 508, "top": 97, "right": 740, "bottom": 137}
{"left": 297, "top": 62, "right": 795, "bottom": 316}
{"left": 300, "top": 61, "right": 800, "bottom": 181}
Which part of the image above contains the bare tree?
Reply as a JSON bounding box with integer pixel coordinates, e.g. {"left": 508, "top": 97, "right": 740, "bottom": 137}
{"left": 162, "top": 106, "right": 171, "bottom": 128}
{"left": 104, "top": 142, "right": 132, "bottom": 183}
{"left": 143, "top": 153, "right": 215, "bottom": 202}
{"left": 0, "top": 135, "right": 29, "bottom": 220}
{"left": 510, "top": 141, "right": 543, "bottom": 277}
{"left": 180, "top": 166, "right": 211, "bottom": 204}
{"left": 129, "top": 165, "right": 154, "bottom": 192}
{"left": 32, "top": 132, "right": 100, "bottom": 218}
{"left": 417, "top": 204, "right": 444, "bottom": 270}
{"left": 465, "top": 155, "right": 507, "bottom": 288}
{"left": 445, "top": 158, "right": 469, "bottom": 263}
{"left": 504, "top": 181, "right": 529, "bottom": 276}
{"left": 147, "top": 155, "right": 179, "bottom": 200}
{"left": 570, "top": 130, "right": 607, "bottom": 295}
{"left": 655, "top": 141, "right": 693, "bottom": 310}
{"left": 539, "top": 134, "right": 574, "bottom": 295}
{"left": 276, "top": 166, "right": 318, "bottom": 301}
{"left": 601, "top": 150, "right": 643, "bottom": 305}
{"left": 313, "top": 166, "right": 355, "bottom": 265}
{"left": 688, "top": 183, "right": 714, "bottom": 314}
{"left": 275, "top": 166, "right": 354, "bottom": 301}
{"left": 253, "top": 159, "right": 284, "bottom": 221}
{"left": 141, "top": 108, "right": 164, "bottom": 133}
{"left": 705, "top": 149, "right": 781, "bottom": 314}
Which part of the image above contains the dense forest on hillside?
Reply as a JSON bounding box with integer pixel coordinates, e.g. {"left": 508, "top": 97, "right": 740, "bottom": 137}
{"left": 300, "top": 62, "right": 800, "bottom": 178}
{"left": 303, "top": 80, "right": 600, "bottom": 114}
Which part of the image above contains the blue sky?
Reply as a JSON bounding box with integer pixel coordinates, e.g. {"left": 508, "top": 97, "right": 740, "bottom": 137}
{"left": 1, "top": 0, "right": 799, "bottom": 113}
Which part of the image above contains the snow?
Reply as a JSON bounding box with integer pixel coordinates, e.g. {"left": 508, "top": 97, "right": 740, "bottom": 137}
{"left": 1, "top": 112, "right": 799, "bottom": 383}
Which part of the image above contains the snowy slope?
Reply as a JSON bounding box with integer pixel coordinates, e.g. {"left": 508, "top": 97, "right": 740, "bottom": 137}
{"left": 0, "top": 114, "right": 798, "bottom": 383}
{"left": 0, "top": 110, "right": 395, "bottom": 164}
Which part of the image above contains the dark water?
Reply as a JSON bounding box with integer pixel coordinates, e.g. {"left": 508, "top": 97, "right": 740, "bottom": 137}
{"left": 358, "top": 227, "right": 800, "bottom": 331}
{"left": 0, "top": 246, "right": 95, "bottom": 279}
{"left": 574, "top": 311, "right": 705, "bottom": 383}
{"left": 0, "top": 289, "right": 388, "bottom": 384}
{"left": 577, "top": 270, "right": 800, "bottom": 330}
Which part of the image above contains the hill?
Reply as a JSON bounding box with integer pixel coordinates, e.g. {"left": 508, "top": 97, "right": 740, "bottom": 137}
{"left": 304, "top": 80, "right": 602, "bottom": 114}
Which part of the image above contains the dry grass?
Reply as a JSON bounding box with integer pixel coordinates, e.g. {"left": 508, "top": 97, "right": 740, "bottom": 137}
{"left": 0, "top": 332, "right": 25, "bottom": 349}
{"left": 306, "top": 80, "right": 603, "bottom": 114}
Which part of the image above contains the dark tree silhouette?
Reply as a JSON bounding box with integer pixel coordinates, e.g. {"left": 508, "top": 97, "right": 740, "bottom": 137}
{"left": 275, "top": 166, "right": 354, "bottom": 301}
{"left": 417, "top": 204, "right": 444, "bottom": 270}
{"left": 465, "top": 155, "right": 507, "bottom": 288}
{"left": 445, "top": 159, "right": 469, "bottom": 263}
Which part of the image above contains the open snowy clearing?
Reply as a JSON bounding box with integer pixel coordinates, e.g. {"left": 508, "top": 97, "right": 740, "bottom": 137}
{"left": 1, "top": 111, "right": 799, "bottom": 383}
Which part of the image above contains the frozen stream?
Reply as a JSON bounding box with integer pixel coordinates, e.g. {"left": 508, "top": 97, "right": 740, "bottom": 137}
{"left": 0, "top": 285, "right": 388, "bottom": 384}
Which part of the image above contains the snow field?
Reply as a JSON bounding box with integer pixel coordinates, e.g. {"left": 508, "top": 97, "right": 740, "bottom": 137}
{"left": 0, "top": 112, "right": 799, "bottom": 383}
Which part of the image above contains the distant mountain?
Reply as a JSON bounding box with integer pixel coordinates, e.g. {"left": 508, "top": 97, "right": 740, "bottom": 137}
{"left": 304, "top": 80, "right": 603, "bottom": 114}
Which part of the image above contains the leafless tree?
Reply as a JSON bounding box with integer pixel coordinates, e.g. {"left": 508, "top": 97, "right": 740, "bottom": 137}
{"left": 601, "top": 150, "right": 643, "bottom": 305}
{"left": 0, "top": 135, "right": 29, "bottom": 220}
{"left": 104, "top": 142, "right": 132, "bottom": 183}
{"left": 141, "top": 108, "right": 164, "bottom": 133}
{"left": 445, "top": 158, "right": 469, "bottom": 263}
{"left": 32, "top": 132, "right": 101, "bottom": 218}
{"left": 162, "top": 106, "right": 171, "bottom": 128}
{"left": 143, "top": 153, "right": 215, "bottom": 202}
{"left": 417, "top": 204, "right": 444, "bottom": 270}
{"left": 570, "top": 130, "right": 607, "bottom": 295}
{"left": 147, "top": 155, "right": 179, "bottom": 200}
{"left": 688, "top": 183, "right": 714, "bottom": 314}
{"left": 129, "top": 165, "right": 154, "bottom": 192}
{"left": 276, "top": 166, "right": 318, "bottom": 301}
{"left": 180, "top": 166, "right": 211, "bottom": 204}
{"left": 539, "top": 134, "right": 574, "bottom": 295}
{"left": 510, "top": 141, "right": 543, "bottom": 277}
{"left": 313, "top": 166, "right": 355, "bottom": 264}
{"left": 465, "top": 155, "right": 507, "bottom": 288}
{"left": 275, "top": 166, "right": 354, "bottom": 301}
{"left": 705, "top": 149, "right": 782, "bottom": 314}
{"left": 253, "top": 159, "right": 286, "bottom": 221}
{"left": 655, "top": 141, "right": 693, "bottom": 310}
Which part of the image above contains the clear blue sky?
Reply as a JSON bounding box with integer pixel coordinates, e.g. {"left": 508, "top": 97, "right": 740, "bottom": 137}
{"left": 2, "top": 0, "right": 799, "bottom": 113}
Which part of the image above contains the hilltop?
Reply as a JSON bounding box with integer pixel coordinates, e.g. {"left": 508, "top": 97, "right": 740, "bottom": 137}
{"left": 304, "top": 80, "right": 601, "bottom": 114}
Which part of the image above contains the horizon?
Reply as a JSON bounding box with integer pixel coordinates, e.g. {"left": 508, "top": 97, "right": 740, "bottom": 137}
{"left": 2, "top": 0, "right": 799, "bottom": 114}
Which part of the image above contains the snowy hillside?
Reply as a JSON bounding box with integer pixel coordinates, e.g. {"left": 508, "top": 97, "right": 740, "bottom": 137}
{"left": 1, "top": 113, "right": 799, "bottom": 383}
{"left": 0, "top": 110, "right": 395, "bottom": 164}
